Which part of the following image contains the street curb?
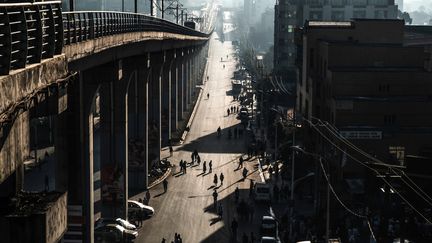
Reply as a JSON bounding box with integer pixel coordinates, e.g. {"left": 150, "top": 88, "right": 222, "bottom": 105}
{"left": 147, "top": 167, "right": 172, "bottom": 189}
{"left": 180, "top": 59, "right": 210, "bottom": 144}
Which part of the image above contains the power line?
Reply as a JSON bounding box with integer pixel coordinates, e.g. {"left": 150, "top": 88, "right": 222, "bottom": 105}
{"left": 315, "top": 119, "right": 432, "bottom": 207}
{"left": 303, "top": 118, "right": 432, "bottom": 225}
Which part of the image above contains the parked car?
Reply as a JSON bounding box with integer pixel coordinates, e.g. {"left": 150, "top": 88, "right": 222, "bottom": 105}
{"left": 261, "top": 236, "right": 281, "bottom": 243}
{"left": 96, "top": 217, "right": 137, "bottom": 230}
{"left": 128, "top": 200, "right": 155, "bottom": 218}
{"left": 95, "top": 223, "right": 138, "bottom": 242}
{"left": 254, "top": 183, "right": 271, "bottom": 202}
{"left": 260, "top": 215, "right": 278, "bottom": 238}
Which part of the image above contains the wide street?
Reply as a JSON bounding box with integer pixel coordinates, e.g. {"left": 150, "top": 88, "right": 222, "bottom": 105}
{"left": 136, "top": 25, "right": 271, "bottom": 243}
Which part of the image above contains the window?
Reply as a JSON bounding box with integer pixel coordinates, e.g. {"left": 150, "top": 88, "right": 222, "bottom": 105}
{"left": 374, "top": 10, "right": 387, "bottom": 19}
{"left": 331, "top": 11, "right": 345, "bottom": 21}
{"left": 384, "top": 114, "right": 396, "bottom": 125}
{"left": 309, "top": 11, "right": 323, "bottom": 20}
{"left": 288, "top": 25, "right": 293, "bottom": 33}
{"left": 353, "top": 11, "right": 366, "bottom": 18}
{"left": 389, "top": 146, "right": 405, "bottom": 165}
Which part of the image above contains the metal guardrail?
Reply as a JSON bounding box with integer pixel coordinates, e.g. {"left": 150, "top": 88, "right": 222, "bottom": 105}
{"left": 0, "top": 1, "right": 209, "bottom": 75}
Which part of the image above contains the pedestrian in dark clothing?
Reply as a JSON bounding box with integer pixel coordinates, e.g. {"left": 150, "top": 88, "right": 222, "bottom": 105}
{"left": 163, "top": 179, "right": 168, "bottom": 192}
{"left": 161, "top": 238, "right": 166, "bottom": 243}
{"left": 146, "top": 190, "right": 151, "bottom": 204}
{"left": 231, "top": 218, "right": 238, "bottom": 240}
{"left": 174, "top": 233, "right": 178, "bottom": 242}
{"left": 237, "top": 156, "right": 243, "bottom": 169}
{"left": 209, "top": 160, "right": 213, "bottom": 172}
{"left": 191, "top": 153, "right": 195, "bottom": 164}
{"left": 212, "top": 189, "right": 218, "bottom": 209}
{"left": 242, "top": 167, "right": 248, "bottom": 180}
{"left": 227, "top": 108, "right": 230, "bottom": 116}
{"left": 214, "top": 174, "right": 218, "bottom": 186}
{"left": 242, "top": 233, "right": 248, "bottom": 243}
{"left": 197, "top": 155, "right": 201, "bottom": 165}
{"left": 220, "top": 173, "right": 224, "bottom": 185}
{"left": 235, "top": 186, "right": 240, "bottom": 203}
{"left": 203, "top": 161, "right": 207, "bottom": 174}
{"left": 249, "top": 180, "right": 254, "bottom": 198}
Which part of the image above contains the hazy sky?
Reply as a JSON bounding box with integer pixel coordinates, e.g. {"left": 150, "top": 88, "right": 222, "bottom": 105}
{"left": 404, "top": 0, "right": 432, "bottom": 12}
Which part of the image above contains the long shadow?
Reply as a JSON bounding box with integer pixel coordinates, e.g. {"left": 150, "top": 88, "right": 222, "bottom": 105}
{"left": 181, "top": 124, "right": 248, "bottom": 154}
{"left": 154, "top": 191, "right": 166, "bottom": 198}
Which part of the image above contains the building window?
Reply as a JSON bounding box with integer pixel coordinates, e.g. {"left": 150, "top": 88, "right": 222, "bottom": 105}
{"left": 288, "top": 25, "right": 293, "bottom": 33}
{"left": 384, "top": 114, "right": 396, "bottom": 125}
{"left": 389, "top": 146, "right": 405, "bottom": 165}
{"left": 374, "top": 10, "right": 388, "bottom": 19}
{"left": 309, "top": 11, "right": 323, "bottom": 20}
{"left": 353, "top": 11, "right": 366, "bottom": 18}
{"left": 331, "top": 11, "right": 344, "bottom": 21}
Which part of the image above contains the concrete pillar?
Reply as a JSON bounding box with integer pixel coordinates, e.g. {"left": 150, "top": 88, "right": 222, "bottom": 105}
{"left": 148, "top": 52, "right": 165, "bottom": 164}
{"left": 171, "top": 49, "right": 180, "bottom": 138}
{"left": 161, "top": 51, "right": 174, "bottom": 147}
{"left": 184, "top": 49, "right": 190, "bottom": 110}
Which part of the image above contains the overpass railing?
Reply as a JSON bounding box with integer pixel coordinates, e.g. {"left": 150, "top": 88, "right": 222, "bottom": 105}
{"left": 0, "top": 1, "right": 209, "bottom": 75}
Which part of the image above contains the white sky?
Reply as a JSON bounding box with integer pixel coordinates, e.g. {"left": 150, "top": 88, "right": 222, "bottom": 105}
{"left": 404, "top": 0, "right": 432, "bottom": 12}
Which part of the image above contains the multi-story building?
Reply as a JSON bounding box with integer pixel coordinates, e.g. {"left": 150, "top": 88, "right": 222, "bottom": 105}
{"left": 296, "top": 19, "right": 432, "bottom": 169}
{"left": 274, "top": 0, "right": 398, "bottom": 85}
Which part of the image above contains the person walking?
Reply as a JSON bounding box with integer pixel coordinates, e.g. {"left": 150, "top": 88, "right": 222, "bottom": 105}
{"left": 242, "top": 167, "right": 248, "bottom": 180}
{"left": 207, "top": 93, "right": 210, "bottom": 99}
{"left": 203, "top": 161, "right": 207, "bottom": 174}
{"left": 191, "top": 152, "right": 195, "bottom": 164}
{"left": 237, "top": 156, "right": 244, "bottom": 169}
{"left": 219, "top": 173, "right": 224, "bottom": 185}
{"left": 145, "top": 190, "right": 151, "bottom": 204}
{"left": 231, "top": 218, "right": 238, "bottom": 240}
{"left": 161, "top": 238, "right": 166, "bottom": 243}
{"left": 235, "top": 186, "right": 240, "bottom": 203}
{"left": 213, "top": 174, "right": 218, "bottom": 186}
{"left": 209, "top": 160, "right": 213, "bottom": 172}
{"left": 163, "top": 179, "right": 168, "bottom": 193}
{"left": 197, "top": 155, "right": 201, "bottom": 165}
{"left": 212, "top": 189, "right": 218, "bottom": 209}
{"left": 227, "top": 108, "right": 230, "bottom": 116}
{"left": 179, "top": 160, "right": 183, "bottom": 174}
{"left": 169, "top": 145, "right": 173, "bottom": 157}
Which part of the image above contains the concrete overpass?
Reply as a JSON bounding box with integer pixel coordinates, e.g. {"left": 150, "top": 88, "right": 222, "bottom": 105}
{"left": 0, "top": 1, "right": 213, "bottom": 242}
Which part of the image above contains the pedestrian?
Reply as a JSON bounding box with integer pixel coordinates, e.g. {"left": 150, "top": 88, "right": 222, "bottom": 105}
{"left": 178, "top": 234, "right": 183, "bottom": 243}
{"left": 238, "top": 156, "right": 244, "bottom": 169}
{"left": 235, "top": 186, "right": 240, "bottom": 203}
{"left": 183, "top": 161, "right": 187, "bottom": 174}
{"left": 179, "top": 160, "right": 183, "bottom": 173}
{"left": 212, "top": 189, "right": 218, "bottom": 209}
{"left": 161, "top": 238, "right": 166, "bottom": 243}
{"left": 218, "top": 203, "right": 223, "bottom": 218}
{"left": 231, "top": 218, "right": 238, "bottom": 240}
{"left": 219, "top": 173, "right": 224, "bottom": 185}
{"left": 249, "top": 180, "right": 254, "bottom": 198}
{"left": 146, "top": 190, "right": 151, "bottom": 204}
{"left": 236, "top": 106, "right": 239, "bottom": 113}
{"left": 227, "top": 108, "right": 230, "bottom": 116}
{"left": 163, "top": 179, "right": 168, "bottom": 192}
{"left": 197, "top": 155, "right": 201, "bottom": 165}
{"left": 191, "top": 152, "right": 195, "bottom": 164}
{"left": 174, "top": 233, "right": 178, "bottom": 242}
{"left": 203, "top": 161, "right": 207, "bottom": 174}
{"left": 213, "top": 174, "right": 218, "bottom": 186}
{"left": 209, "top": 160, "right": 213, "bottom": 172}
{"left": 207, "top": 93, "right": 210, "bottom": 99}
{"left": 242, "top": 167, "right": 248, "bottom": 180}
{"left": 268, "top": 165, "right": 273, "bottom": 179}
{"left": 242, "top": 233, "right": 248, "bottom": 243}
{"left": 169, "top": 145, "right": 173, "bottom": 156}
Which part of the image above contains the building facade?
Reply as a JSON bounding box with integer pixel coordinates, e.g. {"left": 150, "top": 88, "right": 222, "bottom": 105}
{"left": 296, "top": 19, "right": 432, "bottom": 168}
{"left": 274, "top": 0, "right": 398, "bottom": 85}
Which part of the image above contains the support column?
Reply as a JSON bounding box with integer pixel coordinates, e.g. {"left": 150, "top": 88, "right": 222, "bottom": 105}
{"left": 148, "top": 52, "right": 165, "bottom": 165}
{"left": 161, "top": 51, "right": 173, "bottom": 147}
{"left": 170, "top": 49, "right": 180, "bottom": 138}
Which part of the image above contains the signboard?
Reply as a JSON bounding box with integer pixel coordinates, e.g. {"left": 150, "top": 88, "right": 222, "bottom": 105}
{"left": 340, "top": 131, "right": 382, "bottom": 140}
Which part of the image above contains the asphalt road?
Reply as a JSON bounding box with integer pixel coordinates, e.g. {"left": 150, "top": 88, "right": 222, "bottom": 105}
{"left": 136, "top": 29, "right": 271, "bottom": 243}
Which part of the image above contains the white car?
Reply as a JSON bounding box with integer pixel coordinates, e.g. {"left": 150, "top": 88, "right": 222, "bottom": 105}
{"left": 96, "top": 218, "right": 137, "bottom": 230}
{"left": 261, "top": 236, "right": 281, "bottom": 243}
{"left": 254, "top": 183, "right": 272, "bottom": 202}
{"left": 260, "top": 215, "right": 278, "bottom": 238}
{"left": 95, "top": 223, "right": 138, "bottom": 242}
{"left": 128, "top": 200, "right": 155, "bottom": 218}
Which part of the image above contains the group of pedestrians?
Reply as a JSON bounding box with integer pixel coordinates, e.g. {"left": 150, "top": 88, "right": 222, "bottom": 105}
{"left": 213, "top": 173, "right": 224, "bottom": 186}
{"left": 227, "top": 127, "right": 243, "bottom": 139}
{"left": 191, "top": 149, "right": 201, "bottom": 165}
{"left": 227, "top": 106, "right": 239, "bottom": 116}
{"left": 161, "top": 232, "right": 183, "bottom": 243}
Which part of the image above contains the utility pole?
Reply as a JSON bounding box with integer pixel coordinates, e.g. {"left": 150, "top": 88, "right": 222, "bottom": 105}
{"left": 161, "top": 0, "right": 164, "bottom": 19}
{"left": 326, "top": 169, "right": 330, "bottom": 243}
{"left": 176, "top": 3, "right": 179, "bottom": 23}
{"left": 122, "top": 0, "right": 124, "bottom": 12}
{"left": 69, "top": 0, "right": 74, "bottom": 11}
{"left": 134, "top": 0, "right": 138, "bottom": 13}
{"left": 150, "top": 0, "right": 154, "bottom": 16}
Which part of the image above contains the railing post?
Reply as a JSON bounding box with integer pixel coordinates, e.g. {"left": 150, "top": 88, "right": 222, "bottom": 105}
{"left": 89, "top": 12, "right": 94, "bottom": 39}
{"left": 53, "top": 3, "right": 64, "bottom": 54}
{"left": 45, "top": 4, "right": 56, "bottom": 58}
{"left": 0, "top": 7, "right": 11, "bottom": 75}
